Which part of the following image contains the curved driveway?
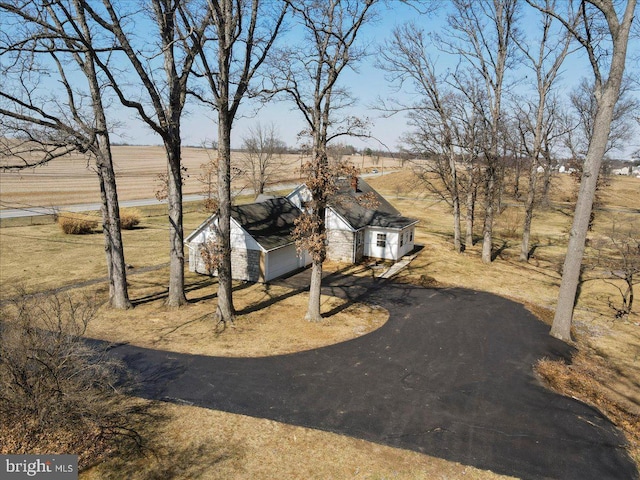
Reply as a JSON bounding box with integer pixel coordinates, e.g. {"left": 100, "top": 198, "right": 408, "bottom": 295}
{"left": 108, "top": 272, "right": 638, "bottom": 480}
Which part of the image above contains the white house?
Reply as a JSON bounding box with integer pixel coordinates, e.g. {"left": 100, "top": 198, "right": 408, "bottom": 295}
{"left": 185, "top": 197, "right": 311, "bottom": 283}
{"left": 186, "top": 177, "right": 418, "bottom": 283}
{"left": 286, "top": 177, "right": 418, "bottom": 263}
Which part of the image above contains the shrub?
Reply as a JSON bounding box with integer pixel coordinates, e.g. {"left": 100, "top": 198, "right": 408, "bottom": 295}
{"left": 57, "top": 212, "right": 98, "bottom": 234}
{"left": 0, "top": 291, "right": 146, "bottom": 468}
{"left": 120, "top": 208, "right": 142, "bottom": 230}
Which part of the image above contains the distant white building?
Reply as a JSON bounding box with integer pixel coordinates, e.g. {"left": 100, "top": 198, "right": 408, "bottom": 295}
{"left": 612, "top": 166, "right": 630, "bottom": 175}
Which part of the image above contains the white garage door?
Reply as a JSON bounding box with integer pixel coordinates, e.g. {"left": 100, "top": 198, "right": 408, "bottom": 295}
{"left": 266, "top": 245, "right": 300, "bottom": 281}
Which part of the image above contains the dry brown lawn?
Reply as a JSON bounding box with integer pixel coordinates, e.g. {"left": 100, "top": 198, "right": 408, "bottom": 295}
{"left": 1, "top": 157, "right": 639, "bottom": 477}
{"left": 0, "top": 146, "right": 404, "bottom": 208}
{"left": 83, "top": 402, "right": 514, "bottom": 480}
{"left": 87, "top": 267, "right": 388, "bottom": 357}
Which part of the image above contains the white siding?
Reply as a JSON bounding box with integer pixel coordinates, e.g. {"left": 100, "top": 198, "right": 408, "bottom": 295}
{"left": 187, "top": 218, "right": 262, "bottom": 276}
{"left": 364, "top": 226, "right": 416, "bottom": 261}
{"left": 266, "top": 245, "right": 302, "bottom": 281}
{"left": 287, "top": 186, "right": 312, "bottom": 210}
{"left": 365, "top": 228, "right": 400, "bottom": 260}
{"left": 188, "top": 218, "right": 260, "bottom": 251}
{"left": 398, "top": 226, "right": 416, "bottom": 258}
{"left": 326, "top": 209, "right": 352, "bottom": 231}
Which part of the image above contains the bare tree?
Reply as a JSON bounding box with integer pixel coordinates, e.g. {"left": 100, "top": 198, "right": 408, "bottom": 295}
{"left": 567, "top": 76, "right": 639, "bottom": 161}
{"left": 454, "top": 87, "right": 486, "bottom": 249}
{"left": 196, "top": 144, "right": 244, "bottom": 212}
{"left": 326, "top": 143, "right": 357, "bottom": 168}
{"left": 515, "top": 0, "right": 575, "bottom": 261}
{"left": 239, "top": 122, "right": 287, "bottom": 198}
{"left": 0, "top": 1, "right": 131, "bottom": 309}
{"left": 528, "top": 0, "right": 637, "bottom": 341}
{"left": 593, "top": 222, "right": 640, "bottom": 319}
{"left": 268, "top": 0, "right": 376, "bottom": 322}
{"left": 188, "top": 0, "right": 288, "bottom": 324}
{"left": 379, "top": 22, "right": 463, "bottom": 252}
{"left": 436, "top": 0, "right": 520, "bottom": 263}
{"left": 82, "top": 0, "right": 211, "bottom": 307}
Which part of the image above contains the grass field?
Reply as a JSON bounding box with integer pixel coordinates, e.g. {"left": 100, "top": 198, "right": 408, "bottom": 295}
{"left": 1, "top": 154, "right": 639, "bottom": 478}
{"left": 0, "top": 146, "right": 404, "bottom": 208}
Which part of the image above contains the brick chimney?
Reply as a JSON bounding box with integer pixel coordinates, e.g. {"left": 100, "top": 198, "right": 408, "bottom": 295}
{"left": 350, "top": 175, "right": 359, "bottom": 192}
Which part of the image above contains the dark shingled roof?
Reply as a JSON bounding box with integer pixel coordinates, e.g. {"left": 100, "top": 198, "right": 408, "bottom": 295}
{"left": 231, "top": 197, "right": 300, "bottom": 251}
{"left": 329, "top": 178, "right": 418, "bottom": 230}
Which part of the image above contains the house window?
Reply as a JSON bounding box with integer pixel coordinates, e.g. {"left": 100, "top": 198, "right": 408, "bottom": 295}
{"left": 376, "top": 233, "right": 387, "bottom": 248}
{"left": 400, "top": 232, "right": 405, "bottom": 247}
{"left": 409, "top": 230, "right": 413, "bottom": 242}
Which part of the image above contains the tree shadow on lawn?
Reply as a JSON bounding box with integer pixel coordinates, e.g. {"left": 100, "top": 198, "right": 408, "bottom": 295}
{"left": 130, "top": 275, "right": 254, "bottom": 307}
{"left": 237, "top": 265, "right": 378, "bottom": 318}
{"left": 234, "top": 283, "right": 308, "bottom": 315}
{"left": 491, "top": 239, "right": 510, "bottom": 261}
{"left": 128, "top": 259, "right": 407, "bottom": 325}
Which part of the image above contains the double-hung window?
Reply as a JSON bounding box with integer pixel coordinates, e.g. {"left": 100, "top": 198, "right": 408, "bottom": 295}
{"left": 376, "top": 233, "right": 387, "bottom": 248}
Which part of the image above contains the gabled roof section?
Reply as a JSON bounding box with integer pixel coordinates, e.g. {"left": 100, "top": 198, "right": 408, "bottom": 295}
{"left": 330, "top": 177, "right": 418, "bottom": 230}
{"left": 231, "top": 197, "right": 300, "bottom": 251}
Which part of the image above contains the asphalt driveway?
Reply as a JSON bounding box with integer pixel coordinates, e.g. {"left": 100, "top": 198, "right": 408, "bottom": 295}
{"left": 107, "top": 272, "right": 638, "bottom": 480}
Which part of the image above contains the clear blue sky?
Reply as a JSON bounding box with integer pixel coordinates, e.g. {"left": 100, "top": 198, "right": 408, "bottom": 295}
{"left": 111, "top": 1, "right": 639, "bottom": 158}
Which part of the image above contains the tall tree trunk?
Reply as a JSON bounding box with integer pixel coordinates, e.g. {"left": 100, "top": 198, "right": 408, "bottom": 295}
{"left": 481, "top": 166, "right": 496, "bottom": 263}
{"left": 447, "top": 146, "right": 462, "bottom": 253}
{"left": 541, "top": 147, "right": 553, "bottom": 208}
{"left": 453, "top": 194, "right": 462, "bottom": 253}
{"left": 305, "top": 259, "right": 323, "bottom": 322}
{"left": 96, "top": 144, "right": 131, "bottom": 309}
{"left": 551, "top": 87, "right": 620, "bottom": 339}
{"left": 80, "top": 25, "right": 131, "bottom": 309}
{"left": 304, "top": 149, "right": 327, "bottom": 323}
{"left": 166, "top": 136, "right": 187, "bottom": 307}
{"left": 98, "top": 175, "right": 114, "bottom": 297}
{"left": 513, "top": 155, "right": 522, "bottom": 199}
{"left": 465, "top": 167, "right": 476, "bottom": 248}
{"left": 216, "top": 110, "right": 236, "bottom": 323}
{"left": 550, "top": 0, "right": 635, "bottom": 341}
{"left": 520, "top": 161, "right": 538, "bottom": 261}
{"left": 520, "top": 94, "right": 546, "bottom": 262}
{"left": 496, "top": 163, "right": 505, "bottom": 215}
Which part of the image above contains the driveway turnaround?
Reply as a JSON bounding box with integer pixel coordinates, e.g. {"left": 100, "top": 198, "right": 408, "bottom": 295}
{"left": 107, "top": 273, "right": 638, "bottom": 480}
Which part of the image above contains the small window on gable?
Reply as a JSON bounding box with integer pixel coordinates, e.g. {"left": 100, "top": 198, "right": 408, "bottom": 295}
{"left": 376, "top": 233, "right": 387, "bottom": 248}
